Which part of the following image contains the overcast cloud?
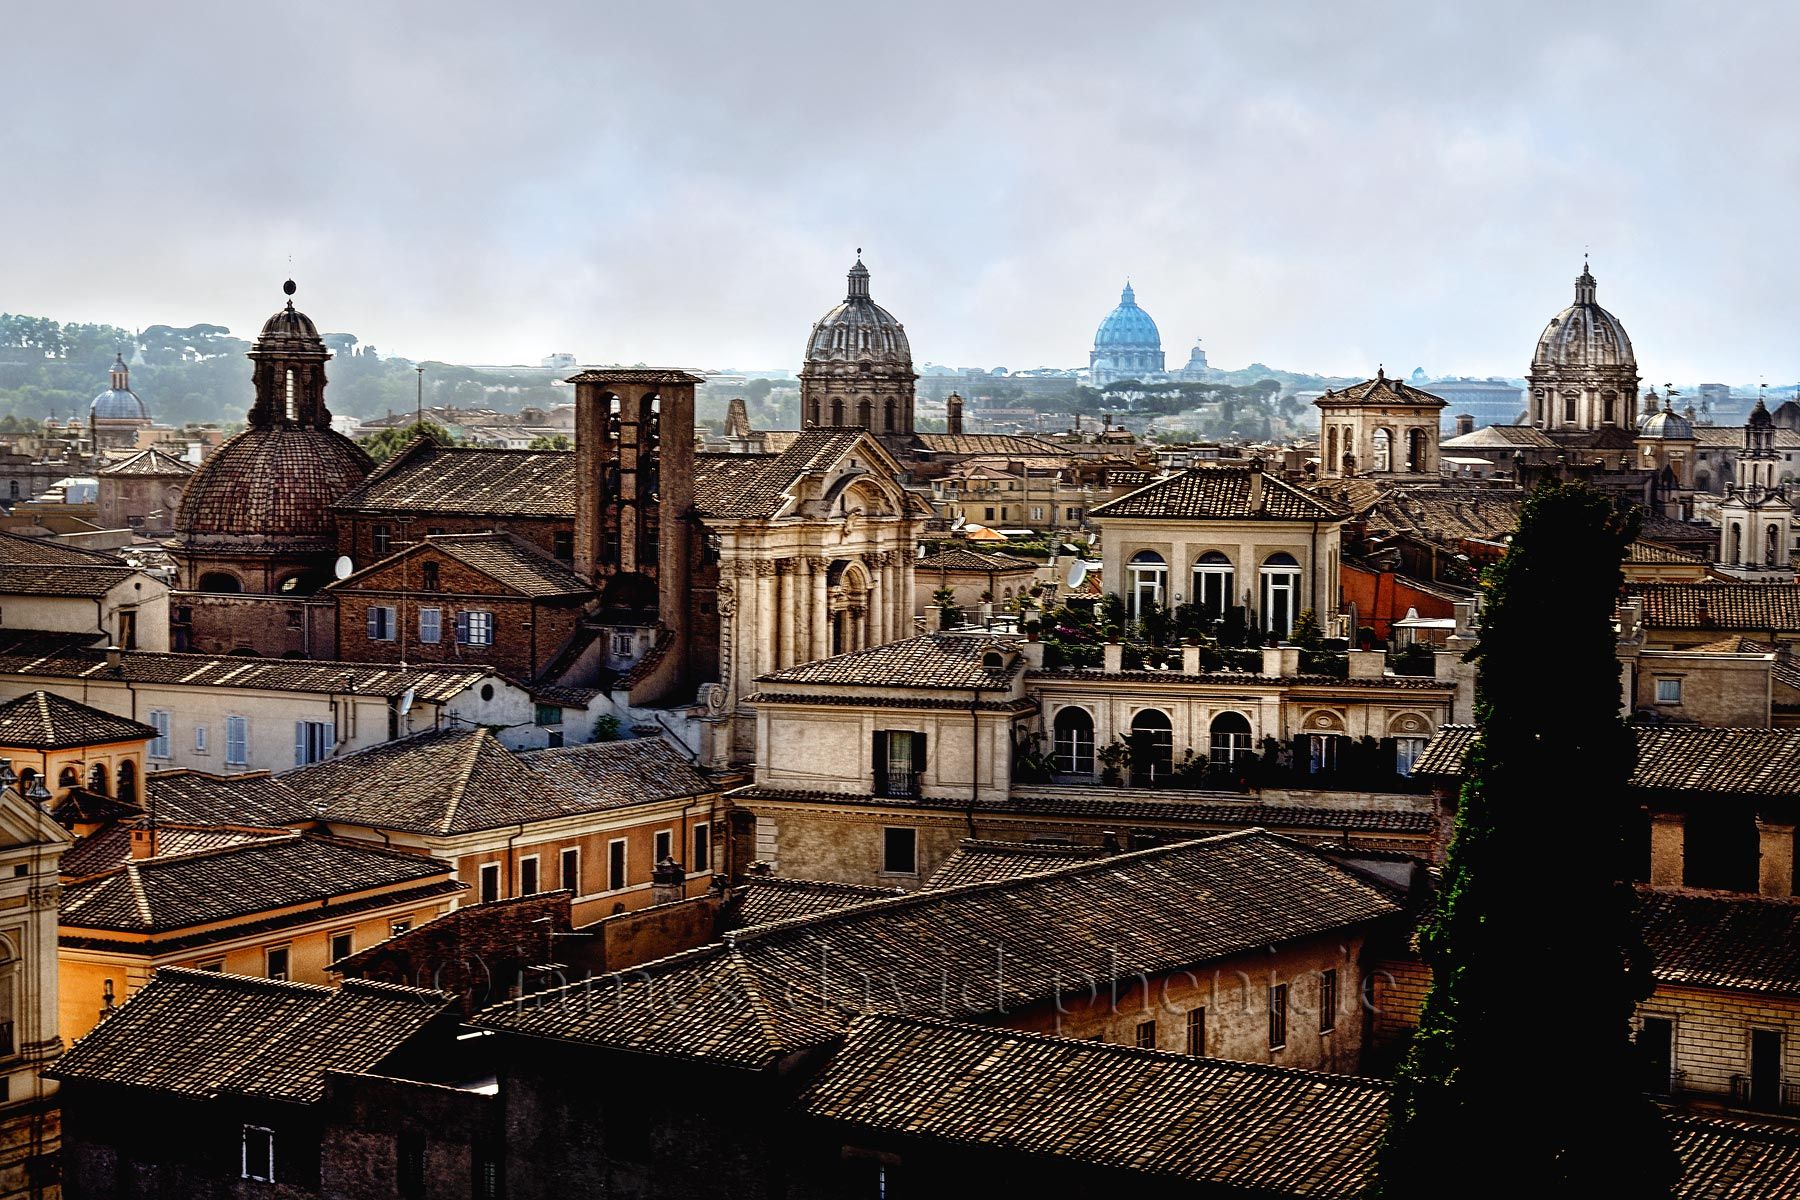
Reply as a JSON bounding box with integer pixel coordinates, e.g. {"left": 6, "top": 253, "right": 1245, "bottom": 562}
{"left": 3, "top": 0, "right": 1795, "bottom": 381}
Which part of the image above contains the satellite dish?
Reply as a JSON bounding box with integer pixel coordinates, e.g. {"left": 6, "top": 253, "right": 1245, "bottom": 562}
{"left": 333, "top": 555, "right": 354, "bottom": 580}
{"left": 1065, "top": 560, "right": 1086, "bottom": 590}
{"left": 398, "top": 687, "right": 415, "bottom": 716}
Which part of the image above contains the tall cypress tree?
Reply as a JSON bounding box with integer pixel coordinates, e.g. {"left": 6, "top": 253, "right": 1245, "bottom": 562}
{"left": 1375, "top": 480, "right": 1678, "bottom": 1198}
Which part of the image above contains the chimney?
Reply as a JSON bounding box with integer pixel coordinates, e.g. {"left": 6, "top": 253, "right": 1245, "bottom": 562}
{"left": 1021, "top": 639, "right": 1045, "bottom": 669}
{"left": 129, "top": 819, "right": 158, "bottom": 859}
{"left": 1455, "top": 413, "right": 1474, "bottom": 437}
{"left": 946, "top": 392, "right": 964, "bottom": 436}
{"left": 1103, "top": 642, "right": 1124, "bottom": 672}
{"left": 1247, "top": 458, "right": 1265, "bottom": 511}
{"left": 651, "top": 855, "right": 685, "bottom": 906}
{"left": 106, "top": 645, "right": 123, "bottom": 670}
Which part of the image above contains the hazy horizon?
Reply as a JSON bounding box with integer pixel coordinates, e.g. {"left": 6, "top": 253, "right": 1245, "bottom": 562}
{"left": 4, "top": 1, "right": 1796, "bottom": 383}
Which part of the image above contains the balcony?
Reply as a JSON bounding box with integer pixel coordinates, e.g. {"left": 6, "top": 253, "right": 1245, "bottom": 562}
{"left": 1651, "top": 1070, "right": 1800, "bottom": 1116}
{"left": 874, "top": 769, "right": 919, "bottom": 800}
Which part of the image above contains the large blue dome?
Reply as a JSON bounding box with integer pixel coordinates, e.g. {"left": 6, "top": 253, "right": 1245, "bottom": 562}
{"left": 1093, "top": 282, "right": 1162, "bottom": 350}
{"left": 91, "top": 353, "right": 150, "bottom": 422}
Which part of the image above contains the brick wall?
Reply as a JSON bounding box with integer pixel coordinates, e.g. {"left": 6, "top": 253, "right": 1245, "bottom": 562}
{"left": 1369, "top": 955, "right": 1431, "bottom": 1051}
{"left": 1637, "top": 985, "right": 1800, "bottom": 1102}
{"left": 582, "top": 895, "right": 724, "bottom": 973}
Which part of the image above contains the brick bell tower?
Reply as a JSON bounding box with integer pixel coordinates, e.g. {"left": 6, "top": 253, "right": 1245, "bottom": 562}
{"left": 569, "top": 369, "right": 702, "bottom": 653}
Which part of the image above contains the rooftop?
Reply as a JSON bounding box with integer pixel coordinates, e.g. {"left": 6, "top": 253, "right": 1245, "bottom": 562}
{"left": 923, "top": 838, "right": 1110, "bottom": 890}
{"left": 1092, "top": 465, "right": 1346, "bottom": 522}
{"left": 1415, "top": 725, "right": 1800, "bottom": 799}
{"left": 329, "top": 531, "right": 591, "bottom": 599}
{"left": 1626, "top": 585, "right": 1800, "bottom": 632}
{"left": 1638, "top": 887, "right": 1800, "bottom": 998}
{"left": 0, "top": 690, "right": 158, "bottom": 749}
{"left": 915, "top": 547, "right": 1039, "bottom": 573}
{"left": 47, "top": 967, "right": 452, "bottom": 1103}
{"left": 756, "top": 631, "right": 1025, "bottom": 690}
{"left": 731, "top": 875, "right": 906, "bottom": 928}
{"left": 334, "top": 439, "right": 576, "bottom": 519}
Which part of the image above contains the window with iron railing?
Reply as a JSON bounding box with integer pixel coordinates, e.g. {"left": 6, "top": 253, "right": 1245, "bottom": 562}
{"left": 872, "top": 730, "right": 924, "bottom": 798}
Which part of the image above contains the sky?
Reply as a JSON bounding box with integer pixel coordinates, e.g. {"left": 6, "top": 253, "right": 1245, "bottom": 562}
{"left": 3, "top": 1, "right": 1797, "bottom": 382}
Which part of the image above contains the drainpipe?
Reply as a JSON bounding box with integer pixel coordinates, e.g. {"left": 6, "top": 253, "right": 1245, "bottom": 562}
{"left": 504, "top": 822, "right": 525, "bottom": 900}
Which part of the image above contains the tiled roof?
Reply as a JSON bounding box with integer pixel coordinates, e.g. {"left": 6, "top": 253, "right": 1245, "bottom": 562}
{"left": 1671, "top": 1114, "right": 1800, "bottom": 1198}
{"left": 477, "top": 831, "right": 1403, "bottom": 1067}
{"left": 520, "top": 737, "right": 716, "bottom": 810}
{"left": 1440, "top": 424, "right": 1556, "bottom": 449}
{"left": 47, "top": 967, "right": 451, "bottom": 1102}
{"left": 732, "top": 875, "right": 905, "bottom": 928}
{"left": 176, "top": 427, "right": 373, "bottom": 540}
{"left": 0, "top": 563, "right": 139, "bottom": 597}
{"left": 289, "top": 727, "right": 581, "bottom": 835}
{"left": 732, "top": 785, "right": 1440, "bottom": 837}
{"left": 145, "top": 770, "right": 312, "bottom": 826}
{"left": 1315, "top": 374, "right": 1448, "bottom": 410}
{"left": 1736, "top": 640, "right": 1800, "bottom": 692}
{"left": 1627, "top": 585, "right": 1800, "bottom": 632}
{"left": 563, "top": 369, "right": 706, "bottom": 385}
{"left": 799, "top": 1014, "right": 1387, "bottom": 1194}
{"left": 334, "top": 440, "right": 576, "bottom": 518}
{"left": 59, "top": 832, "right": 457, "bottom": 933}
{"left": 0, "top": 690, "right": 157, "bottom": 749}
{"left": 923, "top": 838, "right": 1109, "bottom": 890}
{"left": 757, "top": 632, "right": 1025, "bottom": 689}
{"left": 1638, "top": 887, "right": 1800, "bottom": 997}
{"left": 99, "top": 448, "right": 194, "bottom": 477}
{"left": 911, "top": 433, "right": 1064, "bottom": 456}
{"left": 1629, "top": 540, "right": 1706, "bottom": 565}
{"left": 0, "top": 530, "right": 129, "bottom": 565}
{"left": 1694, "top": 426, "right": 1800, "bottom": 449}
{"left": 1360, "top": 485, "right": 1521, "bottom": 544}
{"left": 1416, "top": 724, "right": 1800, "bottom": 799}
{"left": 742, "top": 692, "right": 1040, "bottom": 713}
{"left": 0, "top": 645, "right": 498, "bottom": 700}
{"left": 60, "top": 821, "right": 287, "bottom": 878}
{"left": 1091, "top": 466, "right": 1346, "bottom": 522}
{"left": 693, "top": 428, "right": 874, "bottom": 519}
{"left": 915, "top": 547, "right": 1038, "bottom": 573}
{"left": 1028, "top": 667, "right": 1453, "bottom": 691}
{"left": 330, "top": 532, "right": 591, "bottom": 599}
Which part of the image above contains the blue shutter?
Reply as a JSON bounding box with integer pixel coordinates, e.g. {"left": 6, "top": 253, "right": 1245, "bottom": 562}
{"left": 295, "top": 722, "right": 307, "bottom": 767}
{"left": 367, "top": 608, "right": 381, "bottom": 640}
{"left": 455, "top": 611, "right": 471, "bottom": 644}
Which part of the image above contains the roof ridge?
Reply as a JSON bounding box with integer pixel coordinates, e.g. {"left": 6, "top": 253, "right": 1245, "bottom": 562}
{"left": 439, "top": 727, "right": 493, "bottom": 835}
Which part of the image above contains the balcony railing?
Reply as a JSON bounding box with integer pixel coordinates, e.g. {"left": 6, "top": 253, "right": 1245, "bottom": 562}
{"left": 1728, "top": 1074, "right": 1800, "bottom": 1113}
{"left": 874, "top": 769, "right": 919, "bottom": 799}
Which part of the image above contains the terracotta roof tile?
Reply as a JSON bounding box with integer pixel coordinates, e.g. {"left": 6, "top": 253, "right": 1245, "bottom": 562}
{"left": 1627, "top": 585, "right": 1800, "bottom": 633}
{"left": 60, "top": 821, "right": 287, "bottom": 878}
{"left": 0, "top": 690, "right": 157, "bottom": 748}
{"left": 1638, "top": 887, "right": 1800, "bottom": 997}
{"left": 1091, "top": 466, "right": 1346, "bottom": 522}
{"left": 519, "top": 737, "right": 716, "bottom": 811}
{"left": 915, "top": 548, "right": 1038, "bottom": 572}
{"left": 47, "top": 967, "right": 452, "bottom": 1102}
{"left": 1416, "top": 724, "right": 1800, "bottom": 799}
{"left": 731, "top": 875, "right": 905, "bottom": 927}
{"left": 0, "top": 530, "right": 129, "bottom": 565}
{"left": 911, "top": 433, "right": 1063, "bottom": 456}
{"left": 757, "top": 632, "right": 1025, "bottom": 689}
{"left": 335, "top": 441, "right": 575, "bottom": 518}
{"left": 99, "top": 448, "right": 195, "bottom": 477}
{"left": 0, "top": 645, "right": 498, "bottom": 700}
{"left": 693, "top": 428, "right": 876, "bottom": 519}
{"left": 1315, "top": 375, "right": 1448, "bottom": 410}
{"left": 0, "top": 563, "right": 140, "bottom": 597}
{"left": 923, "top": 838, "right": 1109, "bottom": 889}
{"left": 329, "top": 531, "right": 591, "bottom": 598}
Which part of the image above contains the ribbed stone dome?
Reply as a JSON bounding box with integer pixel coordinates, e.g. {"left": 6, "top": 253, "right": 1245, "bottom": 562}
{"left": 176, "top": 427, "right": 371, "bottom": 543}
{"left": 1532, "top": 265, "right": 1635, "bottom": 372}
{"left": 1094, "top": 282, "right": 1162, "bottom": 350}
{"left": 804, "top": 258, "right": 912, "bottom": 365}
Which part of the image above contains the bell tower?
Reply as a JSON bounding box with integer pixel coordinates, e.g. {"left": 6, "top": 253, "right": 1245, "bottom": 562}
{"left": 246, "top": 280, "right": 334, "bottom": 430}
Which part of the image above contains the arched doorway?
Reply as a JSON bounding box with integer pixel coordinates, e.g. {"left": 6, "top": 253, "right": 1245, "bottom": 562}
{"left": 1127, "top": 551, "right": 1166, "bottom": 621}
{"left": 1053, "top": 707, "right": 1095, "bottom": 777}
{"left": 1192, "top": 552, "right": 1234, "bottom": 621}
{"left": 1129, "top": 709, "right": 1173, "bottom": 786}
{"left": 1209, "top": 711, "right": 1252, "bottom": 766}
{"left": 1260, "top": 553, "right": 1301, "bottom": 638}
{"left": 198, "top": 572, "right": 241, "bottom": 594}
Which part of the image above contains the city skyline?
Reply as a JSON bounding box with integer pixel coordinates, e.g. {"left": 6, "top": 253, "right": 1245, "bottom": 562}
{"left": 3, "top": 1, "right": 1797, "bottom": 380}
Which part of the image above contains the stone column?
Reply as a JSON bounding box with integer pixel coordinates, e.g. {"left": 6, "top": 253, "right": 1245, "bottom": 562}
{"left": 728, "top": 561, "right": 756, "bottom": 702}
{"left": 754, "top": 560, "right": 777, "bottom": 679}
{"left": 776, "top": 559, "right": 796, "bottom": 669}
{"left": 1648, "top": 811, "right": 1685, "bottom": 888}
{"left": 868, "top": 564, "right": 885, "bottom": 646}
{"left": 1758, "top": 818, "right": 1795, "bottom": 898}
{"left": 792, "top": 557, "right": 812, "bottom": 668}
{"left": 811, "top": 557, "right": 831, "bottom": 660}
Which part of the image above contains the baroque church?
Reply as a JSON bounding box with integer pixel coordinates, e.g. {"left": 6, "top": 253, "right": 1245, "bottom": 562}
{"left": 167, "top": 271, "right": 930, "bottom": 767}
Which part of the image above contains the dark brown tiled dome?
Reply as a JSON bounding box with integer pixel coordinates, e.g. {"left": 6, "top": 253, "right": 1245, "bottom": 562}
{"left": 177, "top": 427, "right": 372, "bottom": 543}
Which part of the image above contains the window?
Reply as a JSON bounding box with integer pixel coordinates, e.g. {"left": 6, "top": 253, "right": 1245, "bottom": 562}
{"left": 457, "top": 610, "right": 495, "bottom": 646}
{"left": 367, "top": 605, "right": 397, "bottom": 641}
{"left": 88, "top": 762, "right": 109, "bottom": 794}
{"left": 196, "top": 959, "right": 223, "bottom": 972}
{"left": 1394, "top": 736, "right": 1428, "bottom": 777}
{"left": 389, "top": 919, "right": 410, "bottom": 936}
{"left": 1656, "top": 678, "right": 1683, "bottom": 705}
{"left": 872, "top": 730, "right": 925, "bottom": 798}
{"left": 1187, "top": 1007, "right": 1206, "bottom": 1056}
{"left": 1127, "top": 550, "right": 1167, "bottom": 619}
{"left": 194, "top": 724, "right": 209, "bottom": 754}
{"left": 611, "top": 632, "right": 633, "bottom": 657}
{"left": 148, "top": 710, "right": 172, "bottom": 759}
{"left": 397, "top": 1132, "right": 426, "bottom": 1200}
{"left": 1129, "top": 709, "right": 1173, "bottom": 786}
{"left": 372, "top": 524, "right": 391, "bottom": 556}
{"left": 1260, "top": 553, "right": 1301, "bottom": 638}
{"left": 519, "top": 856, "right": 539, "bottom": 896}
{"left": 653, "top": 829, "right": 672, "bottom": 864}
{"left": 560, "top": 847, "right": 580, "bottom": 894}
{"left": 882, "top": 826, "right": 917, "bottom": 876}
{"left": 427, "top": 526, "right": 444, "bottom": 537}
{"left": 1210, "top": 711, "right": 1253, "bottom": 766}
{"left": 479, "top": 863, "right": 500, "bottom": 905}
{"left": 984, "top": 506, "right": 996, "bottom": 521}
{"left": 117, "top": 760, "right": 137, "bottom": 804}
{"left": 1320, "top": 968, "right": 1338, "bottom": 1033}
{"left": 1135, "top": 1020, "right": 1157, "bottom": 1049}
{"left": 1053, "top": 707, "right": 1095, "bottom": 775}
{"left": 330, "top": 931, "right": 353, "bottom": 963}
{"left": 1564, "top": 392, "right": 1577, "bottom": 423}
{"left": 57, "top": 766, "right": 78, "bottom": 790}
{"left": 242, "top": 1125, "right": 275, "bottom": 1183}
{"left": 535, "top": 703, "right": 561, "bottom": 727}
{"left": 266, "top": 946, "right": 290, "bottom": 981}
{"left": 692, "top": 823, "right": 710, "bottom": 873}
{"left": 1268, "top": 983, "right": 1288, "bottom": 1049}
{"left": 294, "top": 720, "right": 335, "bottom": 767}
{"left": 420, "top": 561, "right": 440, "bottom": 592}
{"left": 119, "top": 609, "right": 137, "bottom": 651}
{"left": 608, "top": 839, "right": 627, "bottom": 891}
{"left": 1193, "top": 551, "right": 1235, "bottom": 621}
{"left": 418, "top": 607, "right": 441, "bottom": 644}
{"left": 1308, "top": 734, "right": 1341, "bottom": 776}
{"left": 473, "top": 1145, "right": 501, "bottom": 1200}
{"left": 1030, "top": 506, "right": 1045, "bottom": 522}
{"left": 553, "top": 530, "right": 574, "bottom": 560}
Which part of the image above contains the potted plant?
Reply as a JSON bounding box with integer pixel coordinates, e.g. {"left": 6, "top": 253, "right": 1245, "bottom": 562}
{"left": 1096, "top": 738, "right": 1131, "bottom": 787}
{"left": 1023, "top": 618, "right": 1042, "bottom": 642}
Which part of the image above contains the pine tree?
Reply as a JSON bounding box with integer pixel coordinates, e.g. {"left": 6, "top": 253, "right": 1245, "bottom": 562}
{"left": 1375, "top": 480, "right": 1678, "bottom": 1198}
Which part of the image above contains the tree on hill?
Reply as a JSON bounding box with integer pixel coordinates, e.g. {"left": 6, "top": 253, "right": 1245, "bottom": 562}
{"left": 1375, "top": 480, "right": 1676, "bottom": 1198}
{"left": 357, "top": 420, "right": 452, "bottom": 464}
{"left": 527, "top": 434, "right": 571, "bottom": 450}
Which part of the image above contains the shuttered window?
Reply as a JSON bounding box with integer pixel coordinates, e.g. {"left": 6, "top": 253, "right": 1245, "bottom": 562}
{"left": 224, "top": 716, "right": 248, "bottom": 767}
{"left": 418, "top": 607, "right": 441, "bottom": 644}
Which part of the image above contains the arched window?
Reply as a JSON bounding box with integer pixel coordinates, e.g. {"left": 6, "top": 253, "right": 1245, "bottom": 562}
{"left": 830, "top": 398, "right": 844, "bottom": 425}
{"left": 198, "top": 572, "right": 241, "bottom": 594}
{"left": 1406, "top": 428, "right": 1428, "bottom": 473}
{"left": 17, "top": 768, "right": 36, "bottom": 795}
{"left": 57, "top": 766, "right": 78, "bottom": 790}
{"left": 1127, "top": 551, "right": 1166, "bottom": 620}
{"left": 856, "top": 399, "right": 873, "bottom": 428}
{"left": 1564, "top": 392, "right": 1577, "bottom": 423}
{"left": 1768, "top": 525, "right": 1782, "bottom": 567}
{"left": 883, "top": 399, "right": 896, "bottom": 431}
{"left": 1052, "top": 707, "right": 1095, "bottom": 776}
{"left": 88, "top": 762, "right": 109, "bottom": 795}
{"left": 1260, "top": 553, "right": 1301, "bottom": 639}
{"left": 1326, "top": 427, "right": 1338, "bottom": 470}
{"left": 284, "top": 369, "right": 297, "bottom": 421}
{"left": 1192, "top": 552, "right": 1234, "bottom": 621}
{"left": 1602, "top": 391, "right": 1616, "bottom": 424}
{"left": 1372, "top": 429, "right": 1392, "bottom": 473}
{"left": 117, "top": 760, "right": 138, "bottom": 804}
{"left": 1129, "top": 709, "right": 1173, "bottom": 786}
{"left": 1210, "top": 711, "right": 1253, "bottom": 766}
{"left": 1729, "top": 523, "right": 1743, "bottom": 565}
